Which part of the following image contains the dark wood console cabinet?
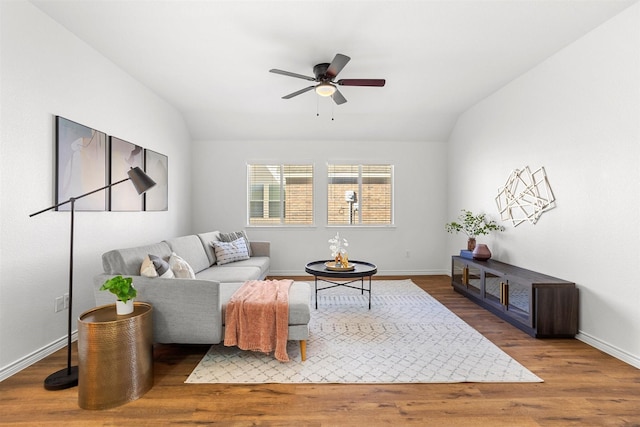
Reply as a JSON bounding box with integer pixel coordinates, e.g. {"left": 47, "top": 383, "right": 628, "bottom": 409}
{"left": 451, "top": 256, "right": 578, "bottom": 338}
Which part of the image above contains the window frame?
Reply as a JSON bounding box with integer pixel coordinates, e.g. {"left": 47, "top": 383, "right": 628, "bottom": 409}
{"left": 326, "top": 163, "right": 394, "bottom": 227}
{"left": 246, "top": 163, "right": 315, "bottom": 227}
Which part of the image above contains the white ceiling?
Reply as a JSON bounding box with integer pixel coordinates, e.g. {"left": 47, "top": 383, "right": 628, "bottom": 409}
{"left": 31, "top": 0, "right": 637, "bottom": 142}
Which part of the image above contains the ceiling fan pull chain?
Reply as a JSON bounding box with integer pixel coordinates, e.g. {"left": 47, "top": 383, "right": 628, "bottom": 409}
{"left": 317, "top": 95, "right": 320, "bottom": 117}
{"left": 331, "top": 102, "right": 335, "bottom": 121}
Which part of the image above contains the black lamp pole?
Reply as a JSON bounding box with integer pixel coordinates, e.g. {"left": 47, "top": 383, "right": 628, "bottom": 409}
{"left": 30, "top": 167, "right": 155, "bottom": 390}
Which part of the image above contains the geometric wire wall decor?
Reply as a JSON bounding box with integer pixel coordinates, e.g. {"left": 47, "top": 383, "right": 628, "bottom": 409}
{"left": 495, "top": 166, "right": 556, "bottom": 227}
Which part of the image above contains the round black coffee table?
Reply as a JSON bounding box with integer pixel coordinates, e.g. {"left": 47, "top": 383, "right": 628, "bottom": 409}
{"left": 305, "top": 260, "right": 378, "bottom": 309}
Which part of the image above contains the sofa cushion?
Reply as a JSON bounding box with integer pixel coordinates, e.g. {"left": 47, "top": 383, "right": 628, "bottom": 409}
{"left": 102, "top": 242, "right": 172, "bottom": 275}
{"left": 197, "top": 231, "right": 221, "bottom": 266}
{"left": 212, "top": 238, "right": 250, "bottom": 265}
{"left": 169, "top": 252, "right": 196, "bottom": 279}
{"left": 164, "top": 235, "right": 210, "bottom": 274}
{"left": 195, "top": 265, "right": 262, "bottom": 283}
{"left": 219, "top": 256, "right": 270, "bottom": 280}
{"left": 219, "top": 230, "right": 252, "bottom": 256}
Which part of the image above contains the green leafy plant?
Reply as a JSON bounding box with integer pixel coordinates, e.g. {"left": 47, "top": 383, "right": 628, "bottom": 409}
{"left": 99, "top": 275, "right": 137, "bottom": 303}
{"left": 445, "top": 209, "right": 505, "bottom": 238}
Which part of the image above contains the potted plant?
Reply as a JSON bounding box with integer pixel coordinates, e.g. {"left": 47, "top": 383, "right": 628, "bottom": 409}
{"left": 445, "top": 209, "right": 505, "bottom": 251}
{"left": 100, "top": 275, "right": 137, "bottom": 315}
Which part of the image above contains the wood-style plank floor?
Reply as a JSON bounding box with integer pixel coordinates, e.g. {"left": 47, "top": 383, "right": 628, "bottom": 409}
{"left": 2, "top": 275, "right": 639, "bottom": 426}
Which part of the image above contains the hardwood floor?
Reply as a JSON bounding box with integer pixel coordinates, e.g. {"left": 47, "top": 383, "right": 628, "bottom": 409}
{"left": 2, "top": 275, "right": 639, "bottom": 426}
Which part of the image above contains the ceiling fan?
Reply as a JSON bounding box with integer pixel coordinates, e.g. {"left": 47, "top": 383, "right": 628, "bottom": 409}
{"left": 269, "top": 53, "right": 386, "bottom": 105}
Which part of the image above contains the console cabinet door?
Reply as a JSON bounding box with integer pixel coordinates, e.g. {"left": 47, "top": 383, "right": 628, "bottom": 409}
{"left": 483, "top": 272, "right": 533, "bottom": 328}
{"left": 451, "top": 258, "right": 482, "bottom": 296}
{"left": 482, "top": 269, "right": 504, "bottom": 310}
{"left": 504, "top": 277, "right": 534, "bottom": 328}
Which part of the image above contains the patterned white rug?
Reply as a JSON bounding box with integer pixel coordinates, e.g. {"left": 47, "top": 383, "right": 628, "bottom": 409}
{"left": 185, "top": 280, "right": 543, "bottom": 384}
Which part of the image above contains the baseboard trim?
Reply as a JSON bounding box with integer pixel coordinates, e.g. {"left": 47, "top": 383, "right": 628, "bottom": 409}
{"left": 0, "top": 332, "right": 77, "bottom": 382}
{"left": 576, "top": 331, "right": 640, "bottom": 369}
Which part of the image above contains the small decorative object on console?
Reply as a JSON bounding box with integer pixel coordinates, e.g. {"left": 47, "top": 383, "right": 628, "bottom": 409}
{"left": 472, "top": 244, "right": 492, "bottom": 261}
{"left": 445, "top": 209, "right": 504, "bottom": 251}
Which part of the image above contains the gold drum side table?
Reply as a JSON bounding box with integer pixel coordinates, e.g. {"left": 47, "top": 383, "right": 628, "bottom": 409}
{"left": 78, "top": 302, "right": 153, "bottom": 410}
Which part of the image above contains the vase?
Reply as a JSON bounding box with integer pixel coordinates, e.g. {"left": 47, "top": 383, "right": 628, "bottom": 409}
{"left": 342, "top": 252, "right": 349, "bottom": 267}
{"left": 467, "top": 238, "right": 476, "bottom": 251}
{"left": 472, "top": 244, "right": 491, "bottom": 261}
{"left": 116, "top": 299, "right": 134, "bottom": 315}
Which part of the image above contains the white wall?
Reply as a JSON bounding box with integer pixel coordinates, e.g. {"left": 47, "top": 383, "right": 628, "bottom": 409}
{"left": 191, "top": 140, "right": 448, "bottom": 276}
{"left": 0, "top": 1, "right": 192, "bottom": 378}
{"left": 447, "top": 3, "right": 640, "bottom": 367}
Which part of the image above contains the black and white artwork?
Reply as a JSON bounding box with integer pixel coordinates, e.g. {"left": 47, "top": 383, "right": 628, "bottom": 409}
{"left": 144, "top": 149, "right": 168, "bottom": 211}
{"left": 110, "top": 136, "right": 144, "bottom": 211}
{"left": 55, "top": 116, "right": 107, "bottom": 211}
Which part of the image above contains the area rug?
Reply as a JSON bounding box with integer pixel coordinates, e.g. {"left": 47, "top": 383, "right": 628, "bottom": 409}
{"left": 185, "top": 279, "right": 543, "bottom": 384}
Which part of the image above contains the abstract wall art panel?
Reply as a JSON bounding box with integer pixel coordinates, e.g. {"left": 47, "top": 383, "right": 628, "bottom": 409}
{"left": 109, "top": 136, "right": 144, "bottom": 211}
{"left": 55, "top": 116, "right": 108, "bottom": 211}
{"left": 144, "top": 149, "right": 168, "bottom": 211}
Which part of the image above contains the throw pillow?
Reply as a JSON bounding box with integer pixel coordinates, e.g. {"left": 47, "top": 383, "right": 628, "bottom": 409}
{"left": 149, "top": 254, "right": 174, "bottom": 278}
{"left": 219, "top": 230, "right": 252, "bottom": 256}
{"left": 140, "top": 255, "right": 158, "bottom": 278}
{"left": 169, "top": 252, "right": 196, "bottom": 279}
{"left": 211, "top": 238, "right": 250, "bottom": 265}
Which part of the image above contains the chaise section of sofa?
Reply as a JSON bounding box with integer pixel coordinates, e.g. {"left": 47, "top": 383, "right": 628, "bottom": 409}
{"left": 93, "top": 232, "right": 311, "bottom": 359}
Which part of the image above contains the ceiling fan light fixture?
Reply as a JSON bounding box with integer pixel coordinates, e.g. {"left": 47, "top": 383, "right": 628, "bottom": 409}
{"left": 315, "top": 82, "right": 336, "bottom": 97}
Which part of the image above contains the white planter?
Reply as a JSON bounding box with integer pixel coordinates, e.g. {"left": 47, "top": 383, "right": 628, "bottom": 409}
{"left": 116, "top": 299, "right": 134, "bottom": 315}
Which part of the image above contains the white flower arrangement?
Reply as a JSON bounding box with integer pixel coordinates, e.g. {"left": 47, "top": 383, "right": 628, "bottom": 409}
{"left": 328, "top": 232, "right": 349, "bottom": 258}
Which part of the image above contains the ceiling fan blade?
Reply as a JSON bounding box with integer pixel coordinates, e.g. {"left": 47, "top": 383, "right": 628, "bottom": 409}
{"left": 282, "top": 86, "right": 316, "bottom": 99}
{"left": 336, "top": 79, "right": 386, "bottom": 87}
{"left": 331, "top": 89, "right": 347, "bottom": 105}
{"left": 326, "top": 54, "right": 351, "bottom": 79}
{"left": 269, "top": 69, "right": 316, "bottom": 81}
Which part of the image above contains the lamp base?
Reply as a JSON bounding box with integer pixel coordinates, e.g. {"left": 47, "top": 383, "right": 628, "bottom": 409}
{"left": 44, "top": 366, "right": 78, "bottom": 390}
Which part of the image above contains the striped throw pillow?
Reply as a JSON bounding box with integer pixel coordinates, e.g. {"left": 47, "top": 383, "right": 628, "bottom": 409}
{"left": 211, "top": 238, "right": 250, "bottom": 265}
{"left": 219, "top": 230, "right": 252, "bottom": 256}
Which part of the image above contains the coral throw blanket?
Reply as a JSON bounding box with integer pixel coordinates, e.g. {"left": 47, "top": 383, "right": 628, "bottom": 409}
{"left": 224, "top": 279, "right": 293, "bottom": 362}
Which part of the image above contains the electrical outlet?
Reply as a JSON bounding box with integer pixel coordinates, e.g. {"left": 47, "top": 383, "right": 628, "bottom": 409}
{"left": 63, "top": 293, "right": 69, "bottom": 309}
{"left": 55, "top": 296, "right": 64, "bottom": 313}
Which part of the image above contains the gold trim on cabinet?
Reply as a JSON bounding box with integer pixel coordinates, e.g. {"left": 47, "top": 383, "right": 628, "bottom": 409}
{"left": 500, "top": 282, "right": 509, "bottom": 307}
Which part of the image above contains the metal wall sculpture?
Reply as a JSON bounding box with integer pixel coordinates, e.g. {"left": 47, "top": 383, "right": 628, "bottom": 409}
{"left": 495, "top": 166, "right": 555, "bottom": 227}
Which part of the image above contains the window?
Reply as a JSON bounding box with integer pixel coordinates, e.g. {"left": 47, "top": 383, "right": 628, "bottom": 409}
{"left": 327, "top": 164, "right": 393, "bottom": 225}
{"left": 247, "top": 164, "right": 313, "bottom": 225}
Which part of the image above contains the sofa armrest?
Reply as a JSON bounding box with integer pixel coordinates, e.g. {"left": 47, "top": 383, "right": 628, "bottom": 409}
{"left": 249, "top": 241, "right": 270, "bottom": 257}
{"left": 93, "top": 274, "right": 223, "bottom": 344}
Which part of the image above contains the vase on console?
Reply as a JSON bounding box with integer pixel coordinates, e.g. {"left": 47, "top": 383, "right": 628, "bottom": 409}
{"left": 467, "top": 238, "right": 476, "bottom": 251}
{"left": 472, "top": 244, "right": 492, "bottom": 261}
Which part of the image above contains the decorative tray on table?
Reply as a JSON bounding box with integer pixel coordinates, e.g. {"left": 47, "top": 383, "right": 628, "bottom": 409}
{"left": 324, "top": 261, "right": 355, "bottom": 271}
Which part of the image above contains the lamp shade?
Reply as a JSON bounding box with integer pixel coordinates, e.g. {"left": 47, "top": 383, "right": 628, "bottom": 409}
{"left": 127, "top": 167, "right": 156, "bottom": 194}
{"left": 315, "top": 82, "right": 336, "bottom": 97}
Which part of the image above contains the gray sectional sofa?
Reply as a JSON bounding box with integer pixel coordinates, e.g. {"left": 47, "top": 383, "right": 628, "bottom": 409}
{"left": 93, "top": 231, "right": 311, "bottom": 360}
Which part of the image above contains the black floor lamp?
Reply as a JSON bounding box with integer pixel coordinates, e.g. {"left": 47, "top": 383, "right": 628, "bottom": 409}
{"left": 30, "top": 166, "right": 156, "bottom": 391}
